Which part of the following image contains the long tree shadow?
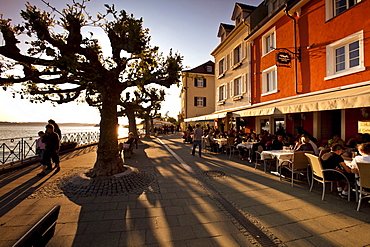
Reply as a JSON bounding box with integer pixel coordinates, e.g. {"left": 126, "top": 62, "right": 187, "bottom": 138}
{"left": 63, "top": 138, "right": 247, "bottom": 246}
{"left": 0, "top": 146, "right": 98, "bottom": 218}
{"left": 159, "top": 134, "right": 370, "bottom": 246}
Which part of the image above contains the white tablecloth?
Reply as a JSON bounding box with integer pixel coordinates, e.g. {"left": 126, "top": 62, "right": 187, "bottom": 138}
{"left": 261, "top": 150, "right": 294, "bottom": 170}
{"left": 236, "top": 142, "right": 257, "bottom": 149}
{"left": 214, "top": 138, "right": 228, "bottom": 148}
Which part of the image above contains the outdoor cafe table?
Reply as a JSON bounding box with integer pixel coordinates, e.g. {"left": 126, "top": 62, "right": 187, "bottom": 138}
{"left": 236, "top": 142, "right": 258, "bottom": 161}
{"left": 214, "top": 138, "right": 228, "bottom": 149}
{"left": 261, "top": 150, "right": 294, "bottom": 173}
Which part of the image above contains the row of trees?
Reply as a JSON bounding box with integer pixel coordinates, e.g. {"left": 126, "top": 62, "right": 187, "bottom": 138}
{"left": 0, "top": 1, "right": 182, "bottom": 177}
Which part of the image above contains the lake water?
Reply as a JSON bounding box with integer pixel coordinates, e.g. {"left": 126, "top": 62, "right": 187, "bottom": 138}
{"left": 0, "top": 123, "right": 129, "bottom": 140}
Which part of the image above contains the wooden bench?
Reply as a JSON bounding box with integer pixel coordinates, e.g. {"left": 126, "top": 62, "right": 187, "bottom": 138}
{"left": 12, "top": 205, "right": 61, "bottom": 247}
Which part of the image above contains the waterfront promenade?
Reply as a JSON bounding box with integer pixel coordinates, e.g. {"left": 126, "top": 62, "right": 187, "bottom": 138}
{"left": 1, "top": 134, "right": 370, "bottom": 246}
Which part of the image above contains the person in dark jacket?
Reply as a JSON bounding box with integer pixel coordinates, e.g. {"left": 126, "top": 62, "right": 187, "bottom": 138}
{"left": 48, "top": 119, "right": 61, "bottom": 139}
{"left": 38, "top": 124, "right": 60, "bottom": 176}
{"left": 321, "top": 144, "right": 355, "bottom": 198}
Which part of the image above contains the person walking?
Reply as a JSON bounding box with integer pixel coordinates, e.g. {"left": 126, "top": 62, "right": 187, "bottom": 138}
{"left": 48, "top": 119, "right": 61, "bottom": 139}
{"left": 38, "top": 124, "right": 61, "bottom": 176}
{"left": 191, "top": 124, "right": 203, "bottom": 157}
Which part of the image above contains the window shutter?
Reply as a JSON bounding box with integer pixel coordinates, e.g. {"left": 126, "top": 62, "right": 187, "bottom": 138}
{"left": 224, "top": 84, "right": 228, "bottom": 99}
{"left": 194, "top": 78, "right": 197, "bottom": 87}
{"left": 230, "top": 51, "right": 234, "bottom": 67}
{"left": 194, "top": 97, "right": 197, "bottom": 106}
{"left": 230, "top": 81, "right": 234, "bottom": 97}
{"left": 242, "top": 74, "right": 247, "bottom": 93}
{"left": 242, "top": 41, "right": 247, "bottom": 59}
{"left": 203, "top": 79, "right": 207, "bottom": 87}
{"left": 203, "top": 97, "right": 206, "bottom": 107}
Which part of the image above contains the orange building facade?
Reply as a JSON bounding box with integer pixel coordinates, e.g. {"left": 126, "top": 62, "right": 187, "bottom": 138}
{"left": 184, "top": 0, "right": 370, "bottom": 145}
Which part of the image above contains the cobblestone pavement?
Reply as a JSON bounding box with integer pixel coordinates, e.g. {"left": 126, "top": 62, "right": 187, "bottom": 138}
{"left": 1, "top": 134, "right": 370, "bottom": 247}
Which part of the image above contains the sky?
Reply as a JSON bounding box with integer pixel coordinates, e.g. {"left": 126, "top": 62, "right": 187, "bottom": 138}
{"left": 0, "top": 0, "right": 262, "bottom": 124}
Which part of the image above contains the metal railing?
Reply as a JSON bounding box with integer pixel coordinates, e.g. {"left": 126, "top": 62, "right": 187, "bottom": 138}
{"left": 0, "top": 131, "right": 99, "bottom": 166}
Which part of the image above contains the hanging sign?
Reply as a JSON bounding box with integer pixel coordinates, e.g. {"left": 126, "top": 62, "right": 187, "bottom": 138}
{"left": 276, "top": 52, "right": 291, "bottom": 66}
{"left": 358, "top": 120, "right": 370, "bottom": 134}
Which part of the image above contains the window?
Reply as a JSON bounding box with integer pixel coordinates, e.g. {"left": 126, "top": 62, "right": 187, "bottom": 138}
{"left": 194, "top": 78, "right": 206, "bottom": 87}
{"left": 233, "top": 45, "right": 242, "bottom": 66}
{"left": 262, "top": 28, "right": 276, "bottom": 56}
{"left": 232, "top": 77, "right": 242, "bottom": 96}
{"left": 325, "top": 31, "right": 364, "bottom": 80}
{"left": 218, "top": 58, "right": 225, "bottom": 75}
{"left": 206, "top": 66, "right": 213, "bottom": 72}
{"left": 218, "top": 85, "right": 226, "bottom": 101}
{"left": 326, "top": 0, "right": 361, "bottom": 20}
{"left": 262, "top": 66, "right": 277, "bottom": 95}
{"left": 194, "top": 97, "right": 206, "bottom": 107}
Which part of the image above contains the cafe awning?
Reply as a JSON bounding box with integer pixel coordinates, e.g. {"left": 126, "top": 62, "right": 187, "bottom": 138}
{"left": 184, "top": 112, "right": 231, "bottom": 122}
{"left": 234, "top": 84, "right": 370, "bottom": 117}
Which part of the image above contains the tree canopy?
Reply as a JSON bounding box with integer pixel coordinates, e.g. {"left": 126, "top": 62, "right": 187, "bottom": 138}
{"left": 0, "top": 0, "right": 182, "bottom": 177}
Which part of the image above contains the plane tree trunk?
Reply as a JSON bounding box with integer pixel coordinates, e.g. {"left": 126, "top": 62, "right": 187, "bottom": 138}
{"left": 87, "top": 87, "right": 125, "bottom": 178}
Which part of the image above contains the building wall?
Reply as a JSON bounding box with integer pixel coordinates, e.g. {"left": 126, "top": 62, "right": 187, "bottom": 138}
{"left": 213, "top": 23, "right": 251, "bottom": 112}
{"left": 299, "top": 0, "right": 370, "bottom": 92}
{"left": 181, "top": 73, "right": 215, "bottom": 119}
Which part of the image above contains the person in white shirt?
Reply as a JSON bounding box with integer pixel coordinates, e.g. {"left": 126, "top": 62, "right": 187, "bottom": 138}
{"left": 349, "top": 142, "right": 370, "bottom": 174}
{"left": 191, "top": 124, "right": 203, "bottom": 157}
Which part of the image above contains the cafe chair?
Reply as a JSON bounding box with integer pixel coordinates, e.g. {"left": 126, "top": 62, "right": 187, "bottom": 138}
{"left": 203, "top": 138, "right": 212, "bottom": 153}
{"left": 319, "top": 148, "right": 331, "bottom": 158}
{"left": 305, "top": 153, "right": 351, "bottom": 201}
{"left": 356, "top": 163, "right": 370, "bottom": 211}
{"left": 226, "top": 137, "right": 238, "bottom": 159}
{"left": 279, "top": 151, "right": 313, "bottom": 187}
{"left": 254, "top": 145, "right": 275, "bottom": 173}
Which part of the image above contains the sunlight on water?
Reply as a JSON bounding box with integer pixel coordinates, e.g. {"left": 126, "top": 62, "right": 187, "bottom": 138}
{"left": 118, "top": 125, "right": 129, "bottom": 139}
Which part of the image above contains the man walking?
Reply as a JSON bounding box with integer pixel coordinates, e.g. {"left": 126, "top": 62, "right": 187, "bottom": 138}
{"left": 38, "top": 124, "right": 61, "bottom": 176}
{"left": 191, "top": 124, "right": 203, "bottom": 157}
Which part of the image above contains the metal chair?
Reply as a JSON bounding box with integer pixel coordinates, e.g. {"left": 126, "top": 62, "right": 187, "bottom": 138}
{"left": 279, "top": 151, "right": 313, "bottom": 187}
{"left": 305, "top": 153, "right": 351, "bottom": 201}
{"left": 254, "top": 145, "right": 275, "bottom": 172}
{"left": 226, "top": 137, "right": 239, "bottom": 159}
{"left": 356, "top": 163, "right": 370, "bottom": 211}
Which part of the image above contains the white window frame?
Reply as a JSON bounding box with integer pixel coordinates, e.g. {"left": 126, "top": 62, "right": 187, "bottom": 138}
{"left": 325, "top": 31, "right": 365, "bottom": 80}
{"left": 195, "top": 78, "right": 204, "bottom": 87}
{"left": 233, "top": 44, "right": 242, "bottom": 66}
{"left": 262, "top": 65, "right": 278, "bottom": 95}
{"left": 196, "top": 97, "right": 205, "bottom": 107}
{"left": 325, "top": 0, "right": 361, "bottom": 20}
{"left": 217, "top": 84, "right": 227, "bottom": 101}
{"left": 218, "top": 58, "right": 225, "bottom": 76}
{"left": 231, "top": 77, "right": 242, "bottom": 97}
{"left": 262, "top": 27, "right": 276, "bottom": 56}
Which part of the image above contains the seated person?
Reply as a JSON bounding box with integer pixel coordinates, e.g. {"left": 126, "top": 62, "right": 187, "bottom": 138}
{"left": 125, "top": 132, "right": 137, "bottom": 150}
{"left": 327, "top": 134, "right": 345, "bottom": 148}
{"left": 270, "top": 134, "right": 286, "bottom": 150}
{"left": 206, "top": 131, "right": 219, "bottom": 152}
{"left": 233, "top": 132, "right": 242, "bottom": 146}
{"left": 349, "top": 142, "right": 370, "bottom": 182}
{"left": 294, "top": 135, "right": 314, "bottom": 152}
{"left": 346, "top": 133, "right": 363, "bottom": 148}
{"left": 247, "top": 133, "right": 259, "bottom": 142}
{"left": 321, "top": 144, "right": 355, "bottom": 198}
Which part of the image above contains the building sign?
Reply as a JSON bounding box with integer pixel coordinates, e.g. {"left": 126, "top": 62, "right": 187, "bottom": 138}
{"left": 276, "top": 52, "right": 291, "bottom": 66}
{"left": 358, "top": 120, "right": 370, "bottom": 134}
